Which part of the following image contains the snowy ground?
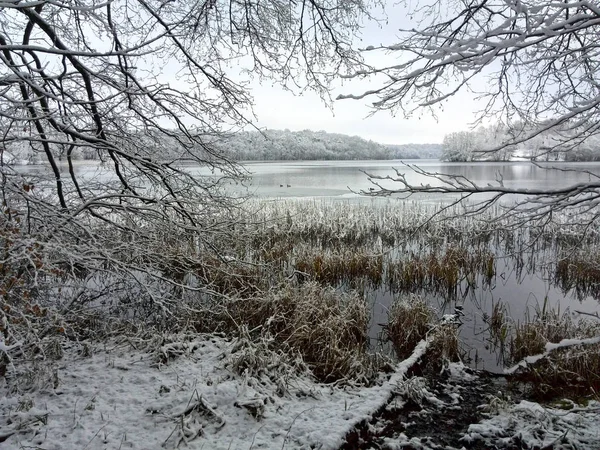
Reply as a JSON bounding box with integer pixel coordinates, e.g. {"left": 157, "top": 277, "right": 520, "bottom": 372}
{"left": 1, "top": 334, "right": 599, "bottom": 449}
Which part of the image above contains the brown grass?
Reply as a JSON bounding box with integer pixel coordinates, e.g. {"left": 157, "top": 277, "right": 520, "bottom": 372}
{"left": 220, "top": 282, "right": 380, "bottom": 383}
{"left": 385, "top": 294, "right": 434, "bottom": 360}
{"left": 509, "top": 303, "right": 600, "bottom": 400}
{"left": 385, "top": 294, "right": 461, "bottom": 370}
{"left": 510, "top": 304, "right": 574, "bottom": 363}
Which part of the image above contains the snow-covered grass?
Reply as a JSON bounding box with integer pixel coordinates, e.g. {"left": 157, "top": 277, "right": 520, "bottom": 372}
{"left": 385, "top": 294, "right": 434, "bottom": 360}
{"left": 242, "top": 198, "right": 512, "bottom": 248}
{"left": 463, "top": 399, "right": 600, "bottom": 449}
{"left": 219, "top": 282, "right": 382, "bottom": 384}
{"left": 0, "top": 333, "right": 429, "bottom": 450}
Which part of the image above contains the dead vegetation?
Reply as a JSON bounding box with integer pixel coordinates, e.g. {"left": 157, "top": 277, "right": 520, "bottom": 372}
{"left": 507, "top": 303, "right": 600, "bottom": 400}
{"left": 4, "top": 198, "right": 600, "bottom": 400}
{"left": 384, "top": 294, "right": 461, "bottom": 371}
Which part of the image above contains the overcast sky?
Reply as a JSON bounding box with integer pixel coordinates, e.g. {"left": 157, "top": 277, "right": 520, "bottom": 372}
{"left": 249, "top": 83, "right": 476, "bottom": 145}
{"left": 245, "top": 2, "right": 479, "bottom": 145}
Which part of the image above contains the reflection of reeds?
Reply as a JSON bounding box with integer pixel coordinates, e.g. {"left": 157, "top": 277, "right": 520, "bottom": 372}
{"left": 488, "top": 301, "right": 509, "bottom": 349}
{"left": 386, "top": 246, "right": 495, "bottom": 296}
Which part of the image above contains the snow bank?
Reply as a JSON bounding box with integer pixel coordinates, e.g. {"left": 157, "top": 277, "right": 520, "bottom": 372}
{"left": 0, "top": 336, "right": 427, "bottom": 449}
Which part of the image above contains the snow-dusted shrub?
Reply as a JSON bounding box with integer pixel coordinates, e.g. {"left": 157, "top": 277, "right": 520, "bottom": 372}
{"left": 0, "top": 212, "right": 69, "bottom": 379}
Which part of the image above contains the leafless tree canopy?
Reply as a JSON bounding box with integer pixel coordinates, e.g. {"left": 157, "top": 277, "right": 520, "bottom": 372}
{"left": 0, "top": 0, "right": 378, "bottom": 343}
{"left": 340, "top": 0, "right": 600, "bottom": 221}
{"left": 0, "top": 0, "right": 375, "bottom": 213}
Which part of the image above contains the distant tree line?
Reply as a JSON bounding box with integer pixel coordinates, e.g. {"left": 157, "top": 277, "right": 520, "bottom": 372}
{"left": 442, "top": 123, "right": 600, "bottom": 162}
{"left": 216, "top": 129, "right": 442, "bottom": 161}
{"left": 3, "top": 129, "right": 442, "bottom": 163}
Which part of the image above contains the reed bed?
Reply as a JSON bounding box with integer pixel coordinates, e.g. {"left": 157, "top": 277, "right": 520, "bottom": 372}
{"left": 384, "top": 294, "right": 461, "bottom": 371}
{"left": 294, "top": 247, "right": 384, "bottom": 286}
{"left": 239, "top": 198, "right": 600, "bottom": 251}
{"left": 110, "top": 199, "right": 600, "bottom": 396}
{"left": 507, "top": 303, "right": 600, "bottom": 400}
{"left": 239, "top": 199, "right": 511, "bottom": 249}
{"left": 386, "top": 246, "right": 495, "bottom": 296}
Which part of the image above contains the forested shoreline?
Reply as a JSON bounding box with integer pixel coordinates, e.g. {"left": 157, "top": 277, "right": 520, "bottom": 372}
{"left": 2, "top": 129, "right": 443, "bottom": 164}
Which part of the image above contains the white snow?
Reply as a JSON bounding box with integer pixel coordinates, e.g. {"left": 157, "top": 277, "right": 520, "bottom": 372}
{"left": 0, "top": 336, "right": 428, "bottom": 450}
{"left": 462, "top": 400, "right": 600, "bottom": 449}
{"left": 3, "top": 336, "right": 599, "bottom": 449}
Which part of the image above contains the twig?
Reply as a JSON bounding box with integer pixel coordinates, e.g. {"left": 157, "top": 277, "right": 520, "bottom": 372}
{"left": 281, "top": 407, "right": 315, "bottom": 450}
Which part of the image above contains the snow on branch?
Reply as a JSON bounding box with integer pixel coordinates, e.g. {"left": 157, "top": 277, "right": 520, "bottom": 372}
{"left": 505, "top": 335, "right": 600, "bottom": 375}
{"left": 340, "top": 0, "right": 600, "bottom": 151}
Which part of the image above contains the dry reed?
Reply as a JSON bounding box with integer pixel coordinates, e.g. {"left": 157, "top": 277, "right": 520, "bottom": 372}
{"left": 385, "top": 294, "right": 461, "bottom": 370}
{"left": 221, "top": 282, "right": 379, "bottom": 383}
{"left": 509, "top": 303, "right": 600, "bottom": 400}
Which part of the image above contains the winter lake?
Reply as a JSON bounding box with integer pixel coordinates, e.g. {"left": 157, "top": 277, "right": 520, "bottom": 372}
{"left": 18, "top": 158, "right": 600, "bottom": 371}
{"left": 236, "top": 159, "right": 600, "bottom": 202}
{"left": 233, "top": 159, "right": 600, "bottom": 372}
{"left": 22, "top": 158, "right": 600, "bottom": 201}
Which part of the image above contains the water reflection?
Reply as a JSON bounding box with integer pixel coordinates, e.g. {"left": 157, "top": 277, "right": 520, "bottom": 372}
{"left": 241, "top": 160, "right": 600, "bottom": 202}
{"left": 14, "top": 159, "right": 600, "bottom": 201}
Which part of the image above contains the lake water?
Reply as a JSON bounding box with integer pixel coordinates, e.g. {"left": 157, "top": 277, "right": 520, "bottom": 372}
{"left": 23, "top": 158, "right": 600, "bottom": 203}
{"left": 238, "top": 159, "right": 600, "bottom": 203}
